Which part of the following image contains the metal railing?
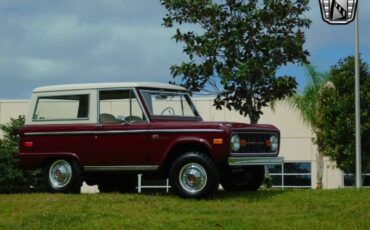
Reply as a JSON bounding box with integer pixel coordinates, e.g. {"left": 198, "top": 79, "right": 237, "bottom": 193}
{"left": 136, "top": 174, "right": 171, "bottom": 193}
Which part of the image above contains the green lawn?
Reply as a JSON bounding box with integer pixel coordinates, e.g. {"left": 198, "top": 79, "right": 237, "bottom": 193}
{"left": 0, "top": 189, "right": 369, "bottom": 230}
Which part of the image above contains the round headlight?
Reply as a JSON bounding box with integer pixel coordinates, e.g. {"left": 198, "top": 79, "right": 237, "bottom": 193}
{"left": 231, "top": 135, "right": 240, "bottom": 152}
{"left": 270, "top": 135, "right": 278, "bottom": 152}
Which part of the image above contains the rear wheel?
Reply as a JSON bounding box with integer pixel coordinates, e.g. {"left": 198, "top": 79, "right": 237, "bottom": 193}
{"left": 221, "top": 166, "right": 265, "bottom": 191}
{"left": 170, "top": 152, "right": 219, "bottom": 198}
{"left": 43, "top": 159, "right": 82, "bottom": 193}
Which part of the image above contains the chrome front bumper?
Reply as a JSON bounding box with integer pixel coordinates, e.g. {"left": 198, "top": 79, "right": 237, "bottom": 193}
{"left": 228, "top": 156, "right": 284, "bottom": 166}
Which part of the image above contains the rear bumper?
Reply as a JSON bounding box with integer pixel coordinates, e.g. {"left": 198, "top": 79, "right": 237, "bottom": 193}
{"left": 228, "top": 156, "right": 284, "bottom": 166}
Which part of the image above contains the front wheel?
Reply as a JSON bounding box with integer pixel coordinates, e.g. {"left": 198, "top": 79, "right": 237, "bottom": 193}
{"left": 43, "top": 159, "right": 83, "bottom": 193}
{"left": 170, "top": 152, "right": 219, "bottom": 198}
{"left": 221, "top": 166, "right": 265, "bottom": 191}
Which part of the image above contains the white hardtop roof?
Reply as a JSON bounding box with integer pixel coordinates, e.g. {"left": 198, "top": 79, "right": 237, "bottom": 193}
{"left": 33, "top": 82, "right": 186, "bottom": 93}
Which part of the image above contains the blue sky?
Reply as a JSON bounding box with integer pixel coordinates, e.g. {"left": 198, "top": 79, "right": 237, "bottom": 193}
{"left": 0, "top": 0, "right": 369, "bottom": 99}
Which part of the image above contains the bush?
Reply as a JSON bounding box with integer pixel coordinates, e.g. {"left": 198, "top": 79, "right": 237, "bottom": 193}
{"left": 317, "top": 56, "right": 370, "bottom": 173}
{"left": 0, "top": 115, "right": 42, "bottom": 193}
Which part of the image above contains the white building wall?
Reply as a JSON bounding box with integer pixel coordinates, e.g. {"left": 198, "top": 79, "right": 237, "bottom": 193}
{"left": 0, "top": 98, "right": 344, "bottom": 189}
{"left": 0, "top": 100, "right": 29, "bottom": 138}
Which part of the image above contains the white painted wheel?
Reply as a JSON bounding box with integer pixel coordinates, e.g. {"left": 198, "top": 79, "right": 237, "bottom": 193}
{"left": 48, "top": 160, "right": 73, "bottom": 189}
{"left": 179, "top": 163, "right": 208, "bottom": 194}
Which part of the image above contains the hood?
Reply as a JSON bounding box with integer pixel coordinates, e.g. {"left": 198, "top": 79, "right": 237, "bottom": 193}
{"left": 219, "top": 122, "right": 279, "bottom": 131}
{"left": 149, "top": 120, "right": 279, "bottom": 132}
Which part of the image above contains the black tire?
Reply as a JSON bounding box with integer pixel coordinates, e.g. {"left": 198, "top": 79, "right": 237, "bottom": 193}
{"left": 43, "top": 159, "right": 83, "bottom": 194}
{"left": 221, "top": 166, "right": 265, "bottom": 191}
{"left": 170, "top": 152, "right": 219, "bottom": 199}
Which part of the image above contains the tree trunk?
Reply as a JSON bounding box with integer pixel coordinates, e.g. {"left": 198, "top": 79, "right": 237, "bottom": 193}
{"left": 249, "top": 114, "right": 259, "bottom": 124}
{"left": 316, "top": 152, "right": 324, "bottom": 189}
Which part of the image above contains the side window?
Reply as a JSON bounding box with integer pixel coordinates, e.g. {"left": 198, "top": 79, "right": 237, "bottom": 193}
{"left": 99, "top": 90, "right": 146, "bottom": 124}
{"left": 33, "top": 95, "right": 89, "bottom": 121}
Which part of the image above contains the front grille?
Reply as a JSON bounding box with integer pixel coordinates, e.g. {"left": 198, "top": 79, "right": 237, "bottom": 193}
{"left": 232, "top": 132, "right": 278, "bottom": 154}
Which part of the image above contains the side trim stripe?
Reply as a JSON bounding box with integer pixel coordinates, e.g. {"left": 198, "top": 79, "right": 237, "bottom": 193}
{"left": 24, "top": 129, "right": 224, "bottom": 136}
{"left": 84, "top": 165, "right": 159, "bottom": 172}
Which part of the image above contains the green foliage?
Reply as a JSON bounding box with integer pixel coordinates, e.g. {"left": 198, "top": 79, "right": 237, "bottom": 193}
{"left": 0, "top": 115, "right": 42, "bottom": 193}
{"left": 161, "top": 0, "right": 311, "bottom": 123}
{"left": 283, "top": 65, "right": 329, "bottom": 188}
{"left": 288, "top": 64, "right": 328, "bottom": 129}
{"left": 317, "top": 56, "right": 370, "bottom": 172}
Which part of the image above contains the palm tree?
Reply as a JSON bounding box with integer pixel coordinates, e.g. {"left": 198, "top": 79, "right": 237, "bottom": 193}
{"left": 287, "top": 65, "right": 329, "bottom": 189}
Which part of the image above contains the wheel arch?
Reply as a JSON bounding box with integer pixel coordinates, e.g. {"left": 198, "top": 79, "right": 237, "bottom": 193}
{"left": 39, "top": 153, "right": 82, "bottom": 170}
{"left": 160, "top": 139, "right": 215, "bottom": 177}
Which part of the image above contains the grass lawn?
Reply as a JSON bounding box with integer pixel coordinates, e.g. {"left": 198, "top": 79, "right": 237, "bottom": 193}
{"left": 0, "top": 189, "right": 369, "bottom": 229}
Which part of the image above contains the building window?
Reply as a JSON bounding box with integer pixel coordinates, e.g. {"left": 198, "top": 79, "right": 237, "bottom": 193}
{"left": 267, "top": 162, "right": 312, "bottom": 189}
{"left": 343, "top": 170, "right": 370, "bottom": 187}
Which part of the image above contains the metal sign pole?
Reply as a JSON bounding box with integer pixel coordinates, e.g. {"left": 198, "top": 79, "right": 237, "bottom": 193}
{"left": 355, "top": 10, "right": 362, "bottom": 189}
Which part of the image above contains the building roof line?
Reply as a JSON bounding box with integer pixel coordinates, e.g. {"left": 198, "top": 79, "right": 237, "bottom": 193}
{"left": 33, "top": 82, "right": 186, "bottom": 93}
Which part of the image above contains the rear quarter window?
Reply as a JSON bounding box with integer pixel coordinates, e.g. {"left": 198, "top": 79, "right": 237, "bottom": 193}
{"left": 33, "top": 95, "right": 89, "bottom": 121}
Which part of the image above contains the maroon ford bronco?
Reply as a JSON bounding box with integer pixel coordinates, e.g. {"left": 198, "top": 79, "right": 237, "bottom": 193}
{"left": 18, "top": 82, "right": 282, "bottom": 198}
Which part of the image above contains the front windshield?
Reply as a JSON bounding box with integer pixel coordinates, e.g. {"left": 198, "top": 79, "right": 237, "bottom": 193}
{"left": 140, "top": 90, "right": 199, "bottom": 117}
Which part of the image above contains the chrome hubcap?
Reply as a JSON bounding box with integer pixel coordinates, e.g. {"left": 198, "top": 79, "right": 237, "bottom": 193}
{"left": 179, "top": 163, "right": 207, "bottom": 193}
{"left": 49, "top": 160, "right": 72, "bottom": 189}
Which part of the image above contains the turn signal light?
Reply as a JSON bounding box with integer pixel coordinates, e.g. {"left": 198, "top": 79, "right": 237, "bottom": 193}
{"left": 240, "top": 139, "right": 248, "bottom": 147}
{"left": 265, "top": 140, "right": 272, "bottom": 147}
{"left": 213, "top": 138, "right": 223, "bottom": 145}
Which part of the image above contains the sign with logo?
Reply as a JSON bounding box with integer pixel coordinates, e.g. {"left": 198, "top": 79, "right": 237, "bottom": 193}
{"left": 319, "top": 0, "right": 358, "bottom": 24}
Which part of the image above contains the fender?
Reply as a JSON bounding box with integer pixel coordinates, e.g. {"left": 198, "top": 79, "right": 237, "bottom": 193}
{"left": 167, "top": 136, "right": 213, "bottom": 156}
{"left": 159, "top": 136, "right": 214, "bottom": 170}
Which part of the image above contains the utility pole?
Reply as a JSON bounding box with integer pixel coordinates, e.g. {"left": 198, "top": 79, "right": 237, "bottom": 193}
{"left": 355, "top": 9, "right": 362, "bottom": 188}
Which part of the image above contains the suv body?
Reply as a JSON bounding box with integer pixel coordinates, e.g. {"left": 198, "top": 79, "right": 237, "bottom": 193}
{"left": 18, "top": 82, "right": 283, "bottom": 197}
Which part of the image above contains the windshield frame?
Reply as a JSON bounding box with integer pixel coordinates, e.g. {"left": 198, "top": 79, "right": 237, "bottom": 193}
{"left": 138, "top": 89, "right": 202, "bottom": 121}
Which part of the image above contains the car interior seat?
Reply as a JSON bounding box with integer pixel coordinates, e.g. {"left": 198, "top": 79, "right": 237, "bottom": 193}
{"left": 99, "top": 113, "right": 120, "bottom": 124}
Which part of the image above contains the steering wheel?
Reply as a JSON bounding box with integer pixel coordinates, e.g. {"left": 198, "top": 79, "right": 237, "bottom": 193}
{"left": 124, "top": 116, "right": 143, "bottom": 123}
{"left": 160, "top": 107, "right": 175, "bottom": 116}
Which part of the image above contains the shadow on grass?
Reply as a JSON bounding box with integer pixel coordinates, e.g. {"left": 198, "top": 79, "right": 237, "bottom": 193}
{"left": 126, "top": 188, "right": 287, "bottom": 201}
{"left": 3, "top": 187, "right": 288, "bottom": 202}
{"left": 213, "top": 189, "right": 287, "bottom": 201}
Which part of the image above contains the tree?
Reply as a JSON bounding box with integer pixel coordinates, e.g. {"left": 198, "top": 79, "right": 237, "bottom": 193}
{"left": 284, "top": 65, "right": 328, "bottom": 188}
{"left": 161, "top": 0, "right": 311, "bottom": 123}
{"left": 0, "top": 116, "right": 42, "bottom": 193}
{"left": 317, "top": 56, "right": 370, "bottom": 174}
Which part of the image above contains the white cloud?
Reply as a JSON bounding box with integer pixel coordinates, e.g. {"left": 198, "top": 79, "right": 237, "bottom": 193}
{"left": 0, "top": 1, "right": 186, "bottom": 98}
{"left": 0, "top": 0, "right": 368, "bottom": 98}
{"left": 20, "top": 57, "right": 61, "bottom": 78}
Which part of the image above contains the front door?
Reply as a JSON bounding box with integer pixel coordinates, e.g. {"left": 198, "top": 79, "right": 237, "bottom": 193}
{"left": 92, "top": 89, "right": 150, "bottom": 166}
